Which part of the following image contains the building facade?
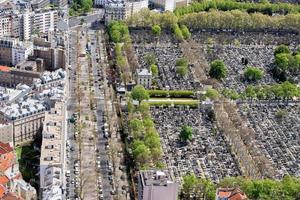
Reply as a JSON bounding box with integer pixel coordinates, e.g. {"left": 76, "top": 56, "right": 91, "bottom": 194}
{"left": 104, "top": 0, "right": 126, "bottom": 24}
{"left": 12, "top": 42, "right": 33, "bottom": 66}
{"left": 125, "top": 0, "right": 148, "bottom": 17}
{"left": 33, "top": 9, "right": 58, "bottom": 36}
{"left": 136, "top": 68, "right": 152, "bottom": 89}
{"left": 0, "top": 99, "right": 46, "bottom": 145}
{"left": 40, "top": 102, "right": 65, "bottom": 200}
{"left": 0, "top": 123, "right": 13, "bottom": 144}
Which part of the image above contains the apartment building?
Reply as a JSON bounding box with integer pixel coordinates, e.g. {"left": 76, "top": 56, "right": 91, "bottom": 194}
{"left": 150, "top": 0, "right": 190, "bottom": 11}
{"left": 40, "top": 102, "right": 65, "bottom": 200}
{"left": 51, "top": 0, "right": 68, "bottom": 7}
{"left": 18, "top": 11, "right": 32, "bottom": 41}
{"left": 0, "top": 38, "right": 14, "bottom": 66}
{"left": 0, "top": 99, "right": 46, "bottom": 145}
{"left": 12, "top": 41, "right": 33, "bottom": 66}
{"left": 31, "top": 0, "right": 50, "bottom": 10}
{"left": 125, "top": 0, "right": 148, "bottom": 17}
{"left": 33, "top": 9, "right": 58, "bottom": 36}
{"left": 104, "top": 0, "right": 126, "bottom": 24}
{"left": 0, "top": 15, "right": 12, "bottom": 37}
{"left": 136, "top": 68, "right": 152, "bottom": 89}
{"left": 0, "top": 65, "right": 41, "bottom": 88}
{"left": 94, "top": 0, "right": 106, "bottom": 7}
{"left": 138, "top": 170, "right": 179, "bottom": 200}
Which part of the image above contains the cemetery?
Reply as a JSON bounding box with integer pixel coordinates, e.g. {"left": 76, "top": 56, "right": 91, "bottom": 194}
{"left": 150, "top": 106, "right": 241, "bottom": 182}
{"left": 238, "top": 102, "right": 300, "bottom": 178}
{"left": 127, "top": 27, "right": 300, "bottom": 184}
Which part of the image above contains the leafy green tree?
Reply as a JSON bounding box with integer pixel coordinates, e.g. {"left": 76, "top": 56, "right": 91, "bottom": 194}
{"left": 176, "top": 65, "right": 188, "bottom": 77}
{"left": 275, "top": 53, "right": 290, "bottom": 71}
{"left": 274, "top": 45, "right": 291, "bottom": 56}
{"left": 245, "top": 85, "right": 257, "bottom": 100}
{"left": 151, "top": 25, "right": 161, "bottom": 36}
{"left": 129, "top": 119, "right": 144, "bottom": 139}
{"left": 143, "top": 117, "right": 154, "bottom": 129}
{"left": 145, "top": 53, "right": 156, "bottom": 65}
{"left": 145, "top": 131, "right": 161, "bottom": 149}
{"left": 150, "top": 64, "right": 158, "bottom": 76}
{"left": 279, "top": 81, "right": 300, "bottom": 101}
{"left": 131, "top": 85, "right": 149, "bottom": 103}
{"left": 181, "top": 25, "right": 191, "bottom": 39}
{"left": 244, "top": 67, "right": 264, "bottom": 81}
{"left": 176, "top": 58, "right": 188, "bottom": 77}
{"left": 199, "top": 179, "right": 216, "bottom": 200}
{"left": 182, "top": 174, "right": 198, "bottom": 196}
{"left": 137, "top": 102, "right": 150, "bottom": 117}
{"left": 176, "top": 58, "right": 188, "bottom": 66}
{"left": 206, "top": 88, "right": 219, "bottom": 100}
{"left": 180, "top": 125, "right": 193, "bottom": 141}
{"left": 209, "top": 60, "right": 227, "bottom": 80}
{"left": 172, "top": 24, "right": 184, "bottom": 41}
{"left": 222, "top": 88, "right": 239, "bottom": 100}
{"left": 132, "top": 141, "right": 151, "bottom": 165}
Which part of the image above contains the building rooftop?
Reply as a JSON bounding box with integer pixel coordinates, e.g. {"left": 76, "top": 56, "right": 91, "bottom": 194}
{"left": 140, "top": 170, "right": 175, "bottom": 187}
{"left": 0, "top": 98, "right": 45, "bottom": 120}
{"left": 137, "top": 68, "right": 152, "bottom": 76}
{"left": 217, "top": 188, "right": 247, "bottom": 200}
{"left": 0, "top": 142, "right": 13, "bottom": 154}
{"left": 40, "top": 102, "right": 64, "bottom": 166}
{"left": 0, "top": 66, "right": 11, "bottom": 72}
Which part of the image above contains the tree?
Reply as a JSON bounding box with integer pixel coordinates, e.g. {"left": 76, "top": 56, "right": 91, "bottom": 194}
{"left": 182, "top": 174, "right": 198, "bottom": 196}
{"left": 279, "top": 81, "right": 300, "bottom": 102}
{"left": 129, "top": 119, "right": 144, "bottom": 139}
{"left": 274, "top": 45, "right": 291, "bottom": 56}
{"left": 176, "top": 65, "right": 188, "bottom": 77}
{"left": 206, "top": 88, "right": 219, "bottom": 100}
{"left": 145, "top": 131, "right": 160, "bottom": 149}
{"left": 275, "top": 53, "right": 290, "bottom": 71}
{"left": 199, "top": 179, "right": 216, "bottom": 200}
{"left": 209, "top": 60, "right": 227, "bottom": 80}
{"left": 245, "top": 85, "right": 257, "bottom": 101}
{"left": 145, "top": 53, "right": 156, "bottom": 65}
{"left": 143, "top": 117, "right": 154, "bottom": 129}
{"left": 137, "top": 102, "right": 150, "bottom": 117}
{"left": 244, "top": 67, "right": 264, "bottom": 81}
{"left": 151, "top": 25, "right": 161, "bottom": 36}
{"left": 181, "top": 25, "right": 191, "bottom": 39}
{"left": 176, "top": 58, "right": 188, "bottom": 77}
{"left": 150, "top": 64, "right": 158, "bottom": 76}
{"left": 172, "top": 24, "right": 184, "bottom": 41}
{"left": 180, "top": 125, "right": 193, "bottom": 141}
{"left": 131, "top": 85, "right": 149, "bottom": 103}
{"left": 132, "top": 141, "right": 151, "bottom": 165}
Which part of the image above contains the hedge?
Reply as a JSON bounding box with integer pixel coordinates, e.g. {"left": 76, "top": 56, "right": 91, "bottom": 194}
{"left": 147, "top": 90, "right": 195, "bottom": 98}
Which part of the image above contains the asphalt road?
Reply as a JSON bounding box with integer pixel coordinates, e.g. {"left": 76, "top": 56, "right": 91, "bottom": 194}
{"left": 69, "top": 10, "right": 104, "bottom": 28}
{"left": 89, "top": 29, "right": 113, "bottom": 200}
{"left": 65, "top": 30, "right": 81, "bottom": 200}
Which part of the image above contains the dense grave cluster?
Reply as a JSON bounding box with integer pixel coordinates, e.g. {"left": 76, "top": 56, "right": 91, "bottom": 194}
{"left": 151, "top": 107, "right": 241, "bottom": 182}
{"left": 238, "top": 103, "right": 300, "bottom": 178}
{"left": 132, "top": 38, "right": 197, "bottom": 90}
{"left": 205, "top": 45, "right": 276, "bottom": 91}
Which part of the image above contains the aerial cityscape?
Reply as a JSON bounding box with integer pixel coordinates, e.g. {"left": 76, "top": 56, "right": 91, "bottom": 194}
{"left": 0, "top": 0, "right": 299, "bottom": 199}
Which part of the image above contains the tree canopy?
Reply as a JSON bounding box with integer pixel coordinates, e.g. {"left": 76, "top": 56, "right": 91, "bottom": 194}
{"left": 180, "top": 125, "right": 193, "bottom": 141}
{"left": 176, "top": 58, "right": 189, "bottom": 77}
{"left": 131, "top": 85, "right": 150, "bottom": 103}
{"left": 151, "top": 25, "right": 161, "bottom": 36}
{"left": 209, "top": 60, "right": 227, "bottom": 80}
{"left": 244, "top": 67, "right": 264, "bottom": 81}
